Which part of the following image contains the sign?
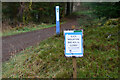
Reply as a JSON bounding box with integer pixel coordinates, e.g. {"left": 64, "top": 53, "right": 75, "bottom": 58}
{"left": 64, "top": 30, "right": 83, "bottom": 57}
{"left": 56, "top": 6, "right": 60, "bottom": 35}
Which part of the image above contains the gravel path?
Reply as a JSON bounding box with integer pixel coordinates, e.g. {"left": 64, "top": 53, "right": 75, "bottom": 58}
{"left": 2, "top": 18, "right": 79, "bottom": 62}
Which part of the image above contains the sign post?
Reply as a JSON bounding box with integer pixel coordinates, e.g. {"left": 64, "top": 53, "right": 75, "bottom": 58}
{"left": 56, "top": 6, "right": 60, "bottom": 35}
{"left": 64, "top": 29, "right": 83, "bottom": 79}
{"left": 73, "top": 57, "right": 77, "bottom": 79}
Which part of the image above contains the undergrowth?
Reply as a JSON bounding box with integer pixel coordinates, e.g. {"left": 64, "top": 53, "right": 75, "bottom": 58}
{"left": 2, "top": 23, "right": 56, "bottom": 37}
{"left": 1, "top": 22, "right": 66, "bottom": 37}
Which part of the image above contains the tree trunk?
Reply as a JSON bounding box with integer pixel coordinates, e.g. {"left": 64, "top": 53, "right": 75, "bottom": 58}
{"left": 17, "top": 2, "right": 25, "bottom": 22}
{"left": 66, "top": 2, "right": 73, "bottom": 16}
{"left": 66, "top": 2, "right": 70, "bottom": 15}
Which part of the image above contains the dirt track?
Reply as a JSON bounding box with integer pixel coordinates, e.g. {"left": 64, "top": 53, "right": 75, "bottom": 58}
{"left": 2, "top": 18, "right": 79, "bottom": 62}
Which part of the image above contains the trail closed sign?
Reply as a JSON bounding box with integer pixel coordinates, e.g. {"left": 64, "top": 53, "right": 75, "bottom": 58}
{"left": 64, "top": 30, "right": 83, "bottom": 57}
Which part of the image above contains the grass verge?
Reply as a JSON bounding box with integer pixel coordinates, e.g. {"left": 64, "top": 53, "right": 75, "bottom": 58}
{"left": 1, "top": 22, "right": 64, "bottom": 37}
{"left": 2, "top": 18, "right": 119, "bottom": 78}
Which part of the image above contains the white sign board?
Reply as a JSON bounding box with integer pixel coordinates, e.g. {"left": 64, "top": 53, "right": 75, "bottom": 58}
{"left": 64, "top": 30, "right": 83, "bottom": 57}
{"left": 66, "top": 35, "right": 82, "bottom": 53}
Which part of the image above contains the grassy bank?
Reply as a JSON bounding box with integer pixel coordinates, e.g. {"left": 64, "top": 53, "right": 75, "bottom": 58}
{"left": 2, "top": 18, "right": 119, "bottom": 78}
{"left": 1, "top": 22, "right": 65, "bottom": 37}
{"left": 2, "top": 24, "right": 55, "bottom": 37}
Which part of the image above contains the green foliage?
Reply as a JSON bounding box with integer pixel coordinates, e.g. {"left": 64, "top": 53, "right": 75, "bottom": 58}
{"left": 78, "top": 16, "right": 107, "bottom": 27}
{"left": 75, "top": 2, "right": 120, "bottom": 27}
{"left": 2, "top": 2, "right": 20, "bottom": 20}
{"left": 79, "top": 2, "right": 120, "bottom": 18}
{"left": 2, "top": 18, "right": 119, "bottom": 78}
{"left": 31, "top": 2, "right": 65, "bottom": 23}
{"left": 74, "top": 9, "right": 106, "bottom": 27}
{"left": 2, "top": 2, "right": 65, "bottom": 24}
{"left": 89, "top": 2, "right": 120, "bottom": 18}
{"left": 104, "top": 18, "right": 120, "bottom": 26}
{"left": 22, "top": 2, "right": 32, "bottom": 24}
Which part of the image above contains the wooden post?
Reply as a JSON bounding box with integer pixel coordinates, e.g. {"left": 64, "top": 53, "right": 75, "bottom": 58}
{"left": 72, "top": 25, "right": 77, "bottom": 79}
{"left": 72, "top": 57, "right": 77, "bottom": 79}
